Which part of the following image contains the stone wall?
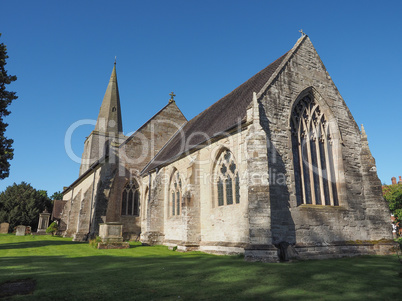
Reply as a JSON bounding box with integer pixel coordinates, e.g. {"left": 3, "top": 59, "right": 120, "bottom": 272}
{"left": 143, "top": 125, "right": 251, "bottom": 254}
{"left": 257, "top": 36, "right": 393, "bottom": 252}
{"left": 62, "top": 101, "right": 187, "bottom": 241}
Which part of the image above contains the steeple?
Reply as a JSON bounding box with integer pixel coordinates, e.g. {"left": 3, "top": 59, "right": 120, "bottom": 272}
{"left": 94, "top": 62, "right": 123, "bottom": 134}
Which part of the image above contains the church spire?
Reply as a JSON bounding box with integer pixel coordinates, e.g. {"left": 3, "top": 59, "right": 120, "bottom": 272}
{"left": 94, "top": 62, "right": 123, "bottom": 135}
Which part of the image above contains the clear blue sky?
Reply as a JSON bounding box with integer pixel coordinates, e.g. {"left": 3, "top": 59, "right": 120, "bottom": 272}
{"left": 0, "top": 0, "right": 401, "bottom": 196}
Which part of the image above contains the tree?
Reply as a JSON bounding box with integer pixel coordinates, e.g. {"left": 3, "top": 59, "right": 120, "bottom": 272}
{"left": 383, "top": 184, "right": 402, "bottom": 224}
{"left": 0, "top": 33, "right": 17, "bottom": 179}
{"left": 0, "top": 182, "right": 52, "bottom": 232}
{"left": 50, "top": 191, "right": 63, "bottom": 200}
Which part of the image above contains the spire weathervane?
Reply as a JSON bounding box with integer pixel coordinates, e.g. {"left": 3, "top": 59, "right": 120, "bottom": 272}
{"left": 169, "top": 91, "right": 176, "bottom": 103}
{"left": 299, "top": 29, "right": 306, "bottom": 37}
{"left": 114, "top": 56, "right": 117, "bottom": 65}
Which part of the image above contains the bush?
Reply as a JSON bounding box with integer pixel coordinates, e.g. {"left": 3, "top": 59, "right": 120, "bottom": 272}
{"left": 46, "top": 222, "right": 58, "bottom": 236}
{"left": 89, "top": 236, "right": 102, "bottom": 248}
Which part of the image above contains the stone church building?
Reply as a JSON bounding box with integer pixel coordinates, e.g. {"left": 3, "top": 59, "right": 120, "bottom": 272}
{"left": 60, "top": 35, "right": 393, "bottom": 261}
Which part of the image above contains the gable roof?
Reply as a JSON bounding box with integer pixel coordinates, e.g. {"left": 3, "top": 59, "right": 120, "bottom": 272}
{"left": 52, "top": 200, "right": 67, "bottom": 220}
{"left": 119, "top": 100, "right": 186, "bottom": 148}
{"left": 141, "top": 49, "right": 291, "bottom": 174}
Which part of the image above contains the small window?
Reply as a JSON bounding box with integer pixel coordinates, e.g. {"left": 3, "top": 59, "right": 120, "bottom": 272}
{"left": 214, "top": 149, "right": 240, "bottom": 207}
{"left": 121, "top": 180, "right": 140, "bottom": 216}
{"left": 170, "top": 171, "right": 182, "bottom": 216}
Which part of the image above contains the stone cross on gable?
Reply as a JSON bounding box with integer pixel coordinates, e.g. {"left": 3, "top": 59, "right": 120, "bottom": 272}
{"left": 299, "top": 29, "right": 306, "bottom": 37}
{"left": 169, "top": 91, "right": 176, "bottom": 103}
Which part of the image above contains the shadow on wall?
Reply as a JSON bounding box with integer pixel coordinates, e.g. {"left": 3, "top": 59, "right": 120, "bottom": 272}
{"left": 89, "top": 165, "right": 115, "bottom": 239}
{"left": 259, "top": 104, "right": 296, "bottom": 245}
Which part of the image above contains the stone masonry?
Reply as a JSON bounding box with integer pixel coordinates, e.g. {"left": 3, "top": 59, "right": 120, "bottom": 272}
{"left": 61, "top": 35, "right": 394, "bottom": 261}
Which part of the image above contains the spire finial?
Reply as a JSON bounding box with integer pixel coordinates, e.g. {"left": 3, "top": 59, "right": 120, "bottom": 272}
{"left": 114, "top": 56, "right": 117, "bottom": 65}
{"left": 169, "top": 91, "right": 176, "bottom": 103}
{"left": 299, "top": 29, "right": 306, "bottom": 37}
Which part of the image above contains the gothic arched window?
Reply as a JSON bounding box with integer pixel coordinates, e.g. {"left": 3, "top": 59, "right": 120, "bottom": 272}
{"left": 170, "top": 171, "right": 182, "bottom": 216}
{"left": 121, "top": 180, "right": 140, "bottom": 216}
{"left": 291, "top": 95, "right": 339, "bottom": 206}
{"left": 214, "top": 149, "right": 240, "bottom": 206}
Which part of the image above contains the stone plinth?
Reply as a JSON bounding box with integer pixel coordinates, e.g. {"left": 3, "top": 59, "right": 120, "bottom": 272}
{"left": 97, "top": 242, "right": 130, "bottom": 249}
{"left": 0, "top": 223, "right": 9, "bottom": 234}
{"left": 99, "top": 223, "right": 123, "bottom": 243}
{"left": 15, "top": 225, "right": 26, "bottom": 236}
{"left": 98, "top": 223, "right": 129, "bottom": 249}
{"left": 37, "top": 210, "right": 51, "bottom": 234}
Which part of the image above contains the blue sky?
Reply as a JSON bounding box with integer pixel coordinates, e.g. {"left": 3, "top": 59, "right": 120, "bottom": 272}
{"left": 0, "top": 0, "right": 401, "bottom": 195}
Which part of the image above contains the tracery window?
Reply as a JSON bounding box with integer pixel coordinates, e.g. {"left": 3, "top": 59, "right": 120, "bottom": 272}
{"left": 121, "top": 180, "right": 140, "bottom": 216}
{"left": 214, "top": 149, "right": 240, "bottom": 206}
{"left": 291, "top": 95, "right": 339, "bottom": 206}
{"left": 170, "top": 171, "right": 182, "bottom": 216}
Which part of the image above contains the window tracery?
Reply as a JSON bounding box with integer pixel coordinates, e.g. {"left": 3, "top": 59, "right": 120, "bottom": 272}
{"left": 214, "top": 149, "right": 240, "bottom": 206}
{"left": 291, "top": 95, "right": 339, "bottom": 206}
{"left": 170, "top": 170, "right": 182, "bottom": 216}
{"left": 121, "top": 180, "right": 140, "bottom": 216}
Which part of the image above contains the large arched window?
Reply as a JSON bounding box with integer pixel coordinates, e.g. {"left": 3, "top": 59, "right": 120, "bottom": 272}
{"left": 121, "top": 180, "right": 140, "bottom": 216}
{"left": 291, "top": 95, "right": 339, "bottom": 206}
{"left": 170, "top": 170, "right": 182, "bottom": 216}
{"left": 214, "top": 149, "right": 240, "bottom": 206}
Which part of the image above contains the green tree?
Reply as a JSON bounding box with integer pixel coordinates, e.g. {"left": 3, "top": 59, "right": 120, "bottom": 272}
{"left": 50, "top": 191, "right": 63, "bottom": 200}
{"left": 383, "top": 184, "right": 402, "bottom": 224}
{"left": 0, "top": 182, "right": 52, "bottom": 232}
{"left": 0, "top": 33, "right": 17, "bottom": 179}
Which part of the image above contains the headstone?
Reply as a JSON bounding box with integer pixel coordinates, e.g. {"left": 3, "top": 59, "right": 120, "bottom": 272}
{"left": 16, "top": 225, "right": 26, "bottom": 236}
{"left": 0, "top": 222, "right": 9, "bottom": 234}
{"left": 37, "top": 209, "right": 51, "bottom": 234}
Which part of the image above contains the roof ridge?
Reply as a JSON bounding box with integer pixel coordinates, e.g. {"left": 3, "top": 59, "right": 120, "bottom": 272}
{"left": 257, "top": 35, "right": 308, "bottom": 99}
{"left": 142, "top": 44, "right": 292, "bottom": 174}
{"left": 140, "top": 121, "right": 188, "bottom": 175}
{"left": 120, "top": 101, "right": 187, "bottom": 147}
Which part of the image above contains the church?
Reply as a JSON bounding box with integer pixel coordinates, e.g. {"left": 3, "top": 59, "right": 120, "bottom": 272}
{"left": 59, "top": 35, "right": 393, "bottom": 261}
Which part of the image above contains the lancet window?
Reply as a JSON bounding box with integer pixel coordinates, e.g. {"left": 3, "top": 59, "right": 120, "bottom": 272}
{"left": 121, "top": 180, "right": 140, "bottom": 216}
{"left": 291, "top": 95, "right": 339, "bottom": 206}
{"left": 170, "top": 171, "right": 182, "bottom": 216}
{"left": 214, "top": 149, "right": 240, "bottom": 206}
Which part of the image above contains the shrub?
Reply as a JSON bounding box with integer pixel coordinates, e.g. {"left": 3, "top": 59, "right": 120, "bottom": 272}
{"left": 89, "top": 236, "right": 102, "bottom": 248}
{"left": 46, "top": 222, "right": 58, "bottom": 236}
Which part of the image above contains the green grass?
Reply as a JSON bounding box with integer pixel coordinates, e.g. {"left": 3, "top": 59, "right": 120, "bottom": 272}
{"left": 0, "top": 234, "right": 401, "bottom": 300}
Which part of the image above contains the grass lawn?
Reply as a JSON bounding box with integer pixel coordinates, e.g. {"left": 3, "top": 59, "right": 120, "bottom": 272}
{"left": 0, "top": 234, "right": 400, "bottom": 300}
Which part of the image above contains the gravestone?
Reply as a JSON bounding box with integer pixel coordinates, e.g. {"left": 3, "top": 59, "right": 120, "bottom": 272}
{"left": 37, "top": 209, "right": 51, "bottom": 234}
{"left": 15, "top": 225, "right": 26, "bottom": 236}
{"left": 0, "top": 222, "right": 9, "bottom": 234}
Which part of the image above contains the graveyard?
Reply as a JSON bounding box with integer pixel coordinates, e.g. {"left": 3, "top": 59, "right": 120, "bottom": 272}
{"left": 0, "top": 234, "right": 400, "bottom": 300}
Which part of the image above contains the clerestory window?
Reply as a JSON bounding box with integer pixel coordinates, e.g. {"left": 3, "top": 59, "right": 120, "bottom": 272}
{"left": 214, "top": 149, "right": 240, "bottom": 207}
{"left": 291, "top": 95, "right": 339, "bottom": 206}
{"left": 121, "top": 180, "right": 140, "bottom": 216}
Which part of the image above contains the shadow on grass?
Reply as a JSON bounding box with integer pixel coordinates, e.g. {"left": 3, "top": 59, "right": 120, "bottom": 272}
{"left": 0, "top": 249, "right": 400, "bottom": 301}
{"left": 0, "top": 239, "right": 85, "bottom": 250}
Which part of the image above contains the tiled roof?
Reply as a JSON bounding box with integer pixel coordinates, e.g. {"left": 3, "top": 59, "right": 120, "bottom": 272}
{"left": 52, "top": 200, "right": 67, "bottom": 220}
{"left": 142, "top": 51, "right": 289, "bottom": 174}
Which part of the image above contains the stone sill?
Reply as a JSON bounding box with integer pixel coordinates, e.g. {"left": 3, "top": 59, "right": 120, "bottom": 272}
{"left": 297, "top": 204, "right": 347, "bottom": 211}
